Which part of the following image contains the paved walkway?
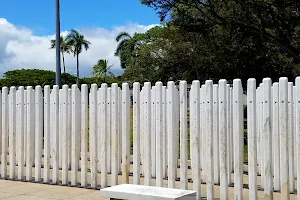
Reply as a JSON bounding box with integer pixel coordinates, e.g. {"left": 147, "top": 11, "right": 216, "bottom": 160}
{"left": 0, "top": 179, "right": 297, "bottom": 199}
{"left": 0, "top": 180, "right": 105, "bottom": 200}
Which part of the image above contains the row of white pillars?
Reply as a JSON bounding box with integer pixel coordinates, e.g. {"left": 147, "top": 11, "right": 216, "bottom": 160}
{"left": 0, "top": 77, "right": 299, "bottom": 200}
{"left": 0, "top": 83, "right": 130, "bottom": 188}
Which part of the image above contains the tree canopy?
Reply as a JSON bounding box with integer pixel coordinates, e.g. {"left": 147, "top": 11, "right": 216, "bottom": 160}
{"left": 66, "top": 29, "right": 91, "bottom": 86}
{"left": 92, "top": 59, "right": 115, "bottom": 82}
{"left": 113, "top": 0, "right": 300, "bottom": 85}
{"left": 0, "top": 69, "right": 122, "bottom": 88}
{"left": 141, "top": 0, "right": 300, "bottom": 59}
{"left": 50, "top": 35, "right": 72, "bottom": 75}
{"left": 2, "top": 1, "right": 300, "bottom": 88}
{"left": 115, "top": 32, "right": 132, "bottom": 69}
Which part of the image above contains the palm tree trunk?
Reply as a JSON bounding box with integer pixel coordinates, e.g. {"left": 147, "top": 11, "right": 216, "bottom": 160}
{"left": 62, "top": 52, "right": 66, "bottom": 74}
{"left": 62, "top": 52, "right": 66, "bottom": 83}
{"left": 104, "top": 69, "right": 106, "bottom": 83}
{"left": 76, "top": 53, "right": 79, "bottom": 86}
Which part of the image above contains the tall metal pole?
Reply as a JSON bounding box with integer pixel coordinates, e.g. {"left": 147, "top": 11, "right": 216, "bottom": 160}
{"left": 55, "top": 0, "right": 61, "bottom": 87}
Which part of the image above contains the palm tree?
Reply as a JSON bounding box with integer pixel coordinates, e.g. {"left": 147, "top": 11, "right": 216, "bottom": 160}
{"left": 92, "top": 59, "right": 115, "bottom": 83}
{"left": 66, "top": 29, "right": 91, "bottom": 86}
{"left": 50, "top": 35, "right": 72, "bottom": 75}
{"left": 115, "top": 32, "right": 132, "bottom": 69}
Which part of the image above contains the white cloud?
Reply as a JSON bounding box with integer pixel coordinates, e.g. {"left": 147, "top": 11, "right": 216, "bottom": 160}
{"left": 0, "top": 18, "right": 158, "bottom": 77}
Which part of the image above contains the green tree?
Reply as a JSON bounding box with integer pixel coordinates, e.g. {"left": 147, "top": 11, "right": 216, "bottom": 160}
{"left": 0, "top": 69, "right": 80, "bottom": 88}
{"left": 92, "top": 59, "right": 115, "bottom": 83}
{"left": 2, "top": 69, "right": 56, "bottom": 87}
{"left": 115, "top": 32, "right": 132, "bottom": 69}
{"left": 66, "top": 29, "right": 91, "bottom": 86}
{"left": 134, "top": 0, "right": 300, "bottom": 85}
{"left": 0, "top": 69, "right": 124, "bottom": 88}
{"left": 120, "top": 26, "right": 204, "bottom": 83}
{"left": 50, "top": 35, "right": 72, "bottom": 75}
{"left": 141, "top": 0, "right": 300, "bottom": 60}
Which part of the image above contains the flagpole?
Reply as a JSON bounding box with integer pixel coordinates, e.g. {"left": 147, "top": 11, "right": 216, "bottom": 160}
{"left": 55, "top": 0, "right": 61, "bottom": 87}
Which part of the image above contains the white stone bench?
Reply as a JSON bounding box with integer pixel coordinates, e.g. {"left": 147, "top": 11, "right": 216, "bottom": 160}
{"left": 100, "top": 184, "right": 196, "bottom": 200}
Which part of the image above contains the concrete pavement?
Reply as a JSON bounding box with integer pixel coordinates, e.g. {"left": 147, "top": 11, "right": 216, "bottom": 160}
{"left": 0, "top": 180, "right": 106, "bottom": 200}
{"left": 0, "top": 179, "right": 297, "bottom": 199}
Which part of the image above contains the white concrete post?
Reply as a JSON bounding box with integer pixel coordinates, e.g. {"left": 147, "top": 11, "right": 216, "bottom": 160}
{"left": 140, "top": 87, "right": 144, "bottom": 175}
{"left": 67, "top": 88, "right": 72, "bottom": 170}
{"left": 219, "top": 79, "right": 228, "bottom": 200}
{"left": 263, "top": 78, "right": 273, "bottom": 198}
{"left": 272, "top": 82, "right": 280, "bottom": 191}
{"left": 279, "top": 77, "right": 290, "bottom": 200}
{"left": 59, "top": 89, "right": 62, "bottom": 169}
{"left": 247, "top": 78, "right": 258, "bottom": 200}
{"left": 156, "top": 82, "right": 163, "bottom": 187}
{"left": 293, "top": 86, "right": 297, "bottom": 178}
{"left": 200, "top": 86, "right": 205, "bottom": 179}
{"left": 61, "top": 85, "right": 69, "bottom": 185}
{"left": 23, "top": 90, "right": 27, "bottom": 166}
{"left": 0, "top": 90, "right": 2, "bottom": 158}
{"left": 17, "top": 86, "right": 24, "bottom": 180}
{"left": 167, "top": 81, "right": 176, "bottom": 188}
{"left": 143, "top": 82, "right": 151, "bottom": 186}
{"left": 76, "top": 88, "right": 81, "bottom": 177}
{"left": 174, "top": 86, "right": 179, "bottom": 171}
{"left": 25, "top": 86, "right": 33, "bottom": 181}
{"left": 68, "top": 89, "right": 72, "bottom": 170}
{"left": 31, "top": 89, "right": 35, "bottom": 167}
{"left": 34, "top": 86, "right": 43, "bottom": 182}
{"left": 9, "top": 87, "right": 16, "bottom": 179}
{"left": 259, "top": 83, "right": 265, "bottom": 187}
{"left": 90, "top": 84, "right": 98, "bottom": 187}
{"left": 111, "top": 83, "right": 119, "bottom": 186}
{"left": 81, "top": 84, "right": 88, "bottom": 187}
{"left": 232, "top": 79, "right": 243, "bottom": 199}
{"left": 213, "top": 84, "right": 220, "bottom": 184}
{"left": 295, "top": 77, "right": 300, "bottom": 200}
{"left": 97, "top": 89, "right": 101, "bottom": 173}
{"left": 43, "top": 86, "right": 50, "bottom": 183}
{"left": 118, "top": 88, "right": 122, "bottom": 174}
{"left": 179, "top": 81, "right": 188, "bottom": 189}
{"left": 190, "top": 81, "right": 201, "bottom": 200}
{"left": 205, "top": 80, "right": 214, "bottom": 200}
{"left": 71, "top": 84, "right": 80, "bottom": 186}
{"left": 189, "top": 85, "right": 194, "bottom": 170}
{"left": 151, "top": 86, "right": 156, "bottom": 178}
{"left": 256, "top": 87, "right": 261, "bottom": 175}
{"left": 100, "top": 83, "right": 108, "bottom": 188}
{"left": 121, "top": 83, "right": 130, "bottom": 184}
{"left": 162, "top": 86, "right": 167, "bottom": 178}
{"left": 288, "top": 82, "right": 295, "bottom": 192}
{"left": 133, "top": 82, "right": 140, "bottom": 185}
{"left": 51, "top": 86, "right": 59, "bottom": 183}
{"left": 230, "top": 87, "right": 234, "bottom": 173}
{"left": 106, "top": 88, "right": 111, "bottom": 173}
{"left": 226, "top": 84, "right": 232, "bottom": 182}
{"left": 1, "top": 87, "right": 8, "bottom": 179}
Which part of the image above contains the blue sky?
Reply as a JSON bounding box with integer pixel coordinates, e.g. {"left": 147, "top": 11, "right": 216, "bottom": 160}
{"left": 1, "top": 0, "right": 159, "bottom": 35}
{"left": 0, "top": 0, "right": 160, "bottom": 77}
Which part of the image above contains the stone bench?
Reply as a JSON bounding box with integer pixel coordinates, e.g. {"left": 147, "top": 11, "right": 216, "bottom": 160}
{"left": 100, "top": 184, "right": 196, "bottom": 200}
